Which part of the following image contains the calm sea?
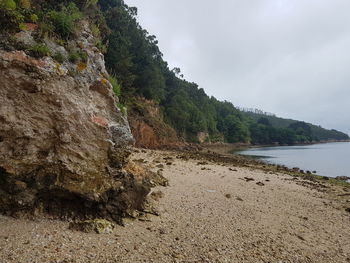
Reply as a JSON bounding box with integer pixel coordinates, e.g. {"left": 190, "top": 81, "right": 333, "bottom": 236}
{"left": 237, "top": 142, "right": 350, "bottom": 180}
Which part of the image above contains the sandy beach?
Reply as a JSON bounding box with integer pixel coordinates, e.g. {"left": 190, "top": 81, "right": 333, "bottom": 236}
{"left": 0, "top": 149, "right": 349, "bottom": 263}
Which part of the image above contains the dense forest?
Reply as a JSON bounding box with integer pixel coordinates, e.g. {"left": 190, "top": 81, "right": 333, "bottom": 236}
{"left": 243, "top": 111, "right": 349, "bottom": 143}
{"left": 2, "top": 0, "right": 349, "bottom": 145}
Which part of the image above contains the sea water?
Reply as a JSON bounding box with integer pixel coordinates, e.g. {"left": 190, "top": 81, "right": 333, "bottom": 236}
{"left": 237, "top": 142, "right": 350, "bottom": 179}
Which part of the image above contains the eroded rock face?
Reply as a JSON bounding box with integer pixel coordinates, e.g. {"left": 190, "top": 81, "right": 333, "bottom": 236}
{"left": 128, "top": 97, "right": 180, "bottom": 149}
{"left": 0, "top": 22, "right": 154, "bottom": 223}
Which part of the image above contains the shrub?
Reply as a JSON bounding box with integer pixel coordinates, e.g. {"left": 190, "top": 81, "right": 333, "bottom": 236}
{"left": 84, "top": 0, "right": 98, "bottom": 8}
{"left": 68, "top": 49, "right": 87, "bottom": 63}
{"left": 79, "top": 50, "right": 88, "bottom": 62}
{"left": 2, "top": 0, "right": 16, "bottom": 10}
{"left": 68, "top": 50, "right": 80, "bottom": 63}
{"left": 53, "top": 52, "right": 65, "bottom": 63}
{"left": 0, "top": 0, "right": 24, "bottom": 32}
{"left": 117, "top": 103, "right": 127, "bottom": 115}
{"left": 109, "top": 75, "right": 121, "bottom": 97}
{"left": 28, "top": 43, "right": 50, "bottom": 57}
{"left": 18, "top": 0, "right": 30, "bottom": 9}
{"left": 30, "top": 14, "right": 38, "bottom": 22}
{"left": 90, "top": 23, "right": 100, "bottom": 38}
{"left": 48, "top": 2, "right": 82, "bottom": 39}
{"left": 18, "top": 22, "right": 26, "bottom": 30}
{"left": 38, "top": 21, "right": 54, "bottom": 39}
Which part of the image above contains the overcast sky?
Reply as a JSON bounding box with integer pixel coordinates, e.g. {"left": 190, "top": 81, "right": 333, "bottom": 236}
{"left": 126, "top": 0, "right": 350, "bottom": 134}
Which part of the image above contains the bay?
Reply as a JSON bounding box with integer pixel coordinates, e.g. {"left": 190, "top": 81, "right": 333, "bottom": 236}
{"left": 237, "top": 142, "right": 350, "bottom": 180}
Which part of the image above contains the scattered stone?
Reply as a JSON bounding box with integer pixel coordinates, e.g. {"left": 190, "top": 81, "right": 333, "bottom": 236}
{"left": 335, "top": 176, "right": 350, "bottom": 181}
{"left": 296, "top": 235, "right": 305, "bottom": 241}
{"left": 138, "top": 214, "right": 152, "bottom": 222}
{"left": 166, "top": 162, "right": 173, "bottom": 166}
{"left": 244, "top": 177, "right": 255, "bottom": 182}
{"left": 345, "top": 208, "right": 350, "bottom": 213}
{"left": 134, "top": 158, "right": 146, "bottom": 163}
{"left": 256, "top": 182, "right": 265, "bottom": 186}
{"left": 197, "top": 161, "right": 208, "bottom": 165}
{"left": 159, "top": 228, "right": 167, "bottom": 235}
{"left": 156, "top": 164, "right": 164, "bottom": 168}
{"left": 150, "top": 190, "right": 164, "bottom": 201}
{"left": 206, "top": 189, "right": 216, "bottom": 193}
{"left": 236, "top": 197, "right": 244, "bottom": 201}
{"left": 69, "top": 219, "right": 115, "bottom": 234}
{"left": 225, "top": 194, "right": 232, "bottom": 199}
{"left": 229, "top": 168, "right": 238, "bottom": 171}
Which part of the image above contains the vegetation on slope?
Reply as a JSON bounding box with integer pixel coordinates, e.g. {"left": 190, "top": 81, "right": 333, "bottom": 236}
{"left": 1, "top": 0, "right": 348, "bottom": 145}
{"left": 244, "top": 111, "right": 349, "bottom": 144}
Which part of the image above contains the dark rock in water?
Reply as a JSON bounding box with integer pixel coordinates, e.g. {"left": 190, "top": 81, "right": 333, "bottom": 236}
{"left": 335, "top": 176, "right": 350, "bottom": 181}
{"left": 306, "top": 170, "right": 311, "bottom": 174}
{"left": 0, "top": 22, "right": 164, "bottom": 223}
{"left": 312, "top": 171, "right": 317, "bottom": 174}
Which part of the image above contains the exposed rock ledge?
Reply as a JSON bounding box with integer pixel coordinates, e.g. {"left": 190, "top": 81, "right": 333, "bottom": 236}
{"left": 0, "top": 22, "right": 162, "bottom": 223}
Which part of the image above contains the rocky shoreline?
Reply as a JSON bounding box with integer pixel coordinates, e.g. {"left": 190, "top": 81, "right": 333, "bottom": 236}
{"left": 0, "top": 148, "right": 349, "bottom": 263}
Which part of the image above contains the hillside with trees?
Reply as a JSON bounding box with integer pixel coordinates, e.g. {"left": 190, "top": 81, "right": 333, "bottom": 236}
{"left": 1, "top": 0, "right": 348, "bottom": 145}
{"left": 243, "top": 111, "right": 349, "bottom": 143}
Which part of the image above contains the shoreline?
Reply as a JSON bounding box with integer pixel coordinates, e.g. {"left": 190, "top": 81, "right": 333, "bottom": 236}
{"left": 0, "top": 148, "right": 349, "bottom": 262}
{"left": 203, "top": 139, "right": 350, "bottom": 153}
{"left": 204, "top": 142, "right": 350, "bottom": 185}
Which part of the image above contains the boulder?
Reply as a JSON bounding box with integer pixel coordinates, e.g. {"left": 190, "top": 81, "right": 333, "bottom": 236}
{"left": 0, "top": 21, "right": 160, "bottom": 223}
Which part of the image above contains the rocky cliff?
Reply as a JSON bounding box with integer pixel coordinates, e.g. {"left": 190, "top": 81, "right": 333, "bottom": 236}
{"left": 0, "top": 21, "right": 159, "bottom": 223}
{"left": 128, "top": 97, "right": 180, "bottom": 148}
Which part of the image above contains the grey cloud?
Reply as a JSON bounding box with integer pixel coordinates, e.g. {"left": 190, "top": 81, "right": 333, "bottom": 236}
{"left": 126, "top": 0, "right": 350, "bottom": 134}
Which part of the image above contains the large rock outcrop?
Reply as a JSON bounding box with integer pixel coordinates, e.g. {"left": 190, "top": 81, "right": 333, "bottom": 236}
{"left": 0, "top": 22, "right": 156, "bottom": 223}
